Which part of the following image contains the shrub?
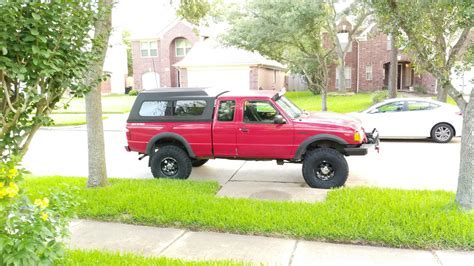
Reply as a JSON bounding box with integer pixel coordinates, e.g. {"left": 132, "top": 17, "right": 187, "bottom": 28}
{"left": 413, "top": 85, "right": 428, "bottom": 94}
{"left": 128, "top": 89, "right": 139, "bottom": 96}
{"left": 372, "top": 90, "right": 389, "bottom": 104}
{"left": 0, "top": 158, "right": 78, "bottom": 265}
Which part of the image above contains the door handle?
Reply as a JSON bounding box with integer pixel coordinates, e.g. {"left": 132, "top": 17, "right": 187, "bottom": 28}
{"left": 239, "top": 128, "right": 249, "bottom": 133}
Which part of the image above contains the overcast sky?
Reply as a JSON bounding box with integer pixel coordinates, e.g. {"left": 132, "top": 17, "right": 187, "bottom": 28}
{"left": 115, "top": 0, "right": 353, "bottom": 37}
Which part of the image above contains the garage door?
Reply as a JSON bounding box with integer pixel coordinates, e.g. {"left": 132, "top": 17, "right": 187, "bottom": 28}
{"left": 187, "top": 67, "right": 250, "bottom": 91}
{"left": 142, "top": 72, "right": 160, "bottom": 90}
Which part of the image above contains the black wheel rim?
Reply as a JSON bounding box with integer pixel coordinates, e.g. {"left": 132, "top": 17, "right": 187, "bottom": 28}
{"left": 160, "top": 157, "right": 178, "bottom": 176}
{"left": 314, "top": 160, "right": 335, "bottom": 181}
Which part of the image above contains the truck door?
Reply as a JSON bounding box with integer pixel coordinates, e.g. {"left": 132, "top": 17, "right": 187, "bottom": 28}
{"left": 212, "top": 100, "right": 238, "bottom": 157}
{"left": 236, "top": 99, "right": 294, "bottom": 159}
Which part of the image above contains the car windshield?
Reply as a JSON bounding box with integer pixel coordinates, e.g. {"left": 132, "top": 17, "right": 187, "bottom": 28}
{"left": 276, "top": 96, "right": 303, "bottom": 119}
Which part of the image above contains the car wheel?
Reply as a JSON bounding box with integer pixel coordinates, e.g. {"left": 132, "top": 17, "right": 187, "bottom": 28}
{"left": 151, "top": 145, "right": 192, "bottom": 179}
{"left": 431, "top": 123, "right": 454, "bottom": 143}
{"left": 192, "top": 159, "right": 209, "bottom": 167}
{"left": 302, "top": 148, "right": 349, "bottom": 189}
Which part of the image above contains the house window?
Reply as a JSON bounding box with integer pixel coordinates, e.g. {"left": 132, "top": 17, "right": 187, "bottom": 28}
{"left": 366, "top": 65, "right": 373, "bottom": 80}
{"left": 140, "top": 41, "right": 158, "bottom": 57}
{"left": 336, "top": 66, "right": 352, "bottom": 89}
{"left": 175, "top": 38, "right": 192, "bottom": 57}
{"left": 337, "top": 32, "right": 352, "bottom": 52}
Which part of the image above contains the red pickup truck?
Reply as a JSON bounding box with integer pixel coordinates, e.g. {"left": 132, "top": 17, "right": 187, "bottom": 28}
{"left": 125, "top": 88, "right": 378, "bottom": 189}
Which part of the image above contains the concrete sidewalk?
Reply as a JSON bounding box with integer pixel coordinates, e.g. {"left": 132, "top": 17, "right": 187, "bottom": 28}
{"left": 68, "top": 220, "right": 472, "bottom": 266}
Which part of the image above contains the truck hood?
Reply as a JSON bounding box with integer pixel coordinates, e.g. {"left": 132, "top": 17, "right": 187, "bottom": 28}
{"left": 295, "top": 111, "right": 363, "bottom": 129}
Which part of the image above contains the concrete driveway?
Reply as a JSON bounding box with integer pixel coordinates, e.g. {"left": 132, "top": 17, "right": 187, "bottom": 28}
{"left": 23, "top": 115, "right": 461, "bottom": 202}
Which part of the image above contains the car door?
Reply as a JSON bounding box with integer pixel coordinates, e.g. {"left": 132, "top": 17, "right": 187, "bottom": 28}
{"left": 365, "top": 100, "right": 407, "bottom": 137}
{"left": 236, "top": 99, "right": 294, "bottom": 159}
{"left": 212, "top": 99, "right": 238, "bottom": 157}
{"left": 404, "top": 100, "right": 440, "bottom": 137}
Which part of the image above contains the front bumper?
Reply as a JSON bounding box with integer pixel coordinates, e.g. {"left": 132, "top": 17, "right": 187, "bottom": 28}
{"left": 344, "top": 129, "right": 380, "bottom": 156}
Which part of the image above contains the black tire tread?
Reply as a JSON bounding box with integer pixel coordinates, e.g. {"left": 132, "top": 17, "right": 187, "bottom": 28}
{"left": 151, "top": 145, "right": 192, "bottom": 179}
{"left": 192, "top": 159, "right": 209, "bottom": 167}
{"left": 302, "top": 148, "right": 348, "bottom": 189}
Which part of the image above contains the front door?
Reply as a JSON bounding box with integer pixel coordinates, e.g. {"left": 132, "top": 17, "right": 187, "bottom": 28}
{"left": 236, "top": 100, "right": 294, "bottom": 159}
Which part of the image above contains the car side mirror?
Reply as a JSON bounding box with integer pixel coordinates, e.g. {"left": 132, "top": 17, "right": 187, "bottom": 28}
{"left": 274, "top": 115, "right": 286, "bottom": 124}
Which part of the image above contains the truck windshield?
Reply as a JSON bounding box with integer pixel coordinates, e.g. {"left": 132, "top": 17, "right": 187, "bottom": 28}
{"left": 276, "top": 96, "right": 303, "bottom": 119}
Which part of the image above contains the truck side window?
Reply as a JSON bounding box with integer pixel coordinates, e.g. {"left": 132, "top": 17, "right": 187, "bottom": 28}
{"left": 217, "top": 100, "right": 235, "bottom": 121}
{"left": 174, "top": 100, "right": 207, "bottom": 116}
{"left": 139, "top": 101, "right": 173, "bottom": 117}
{"left": 244, "top": 101, "right": 278, "bottom": 123}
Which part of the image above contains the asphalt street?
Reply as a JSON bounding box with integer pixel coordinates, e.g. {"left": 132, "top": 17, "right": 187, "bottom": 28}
{"left": 23, "top": 121, "right": 462, "bottom": 195}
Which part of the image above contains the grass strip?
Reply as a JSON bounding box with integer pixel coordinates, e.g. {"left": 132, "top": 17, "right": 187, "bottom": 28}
{"left": 49, "top": 114, "right": 108, "bottom": 127}
{"left": 61, "top": 249, "right": 245, "bottom": 266}
{"left": 24, "top": 177, "right": 474, "bottom": 250}
{"left": 53, "top": 94, "right": 136, "bottom": 114}
{"left": 285, "top": 91, "right": 375, "bottom": 113}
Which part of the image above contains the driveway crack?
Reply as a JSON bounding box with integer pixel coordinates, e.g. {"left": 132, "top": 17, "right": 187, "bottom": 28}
{"left": 288, "top": 240, "right": 299, "bottom": 266}
{"left": 430, "top": 250, "right": 443, "bottom": 266}
{"left": 154, "top": 230, "right": 187, "bottom": 256}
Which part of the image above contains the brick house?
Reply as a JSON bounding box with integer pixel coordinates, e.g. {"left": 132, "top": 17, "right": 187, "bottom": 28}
{"left": 131, "top": 19, "right": 199, "bottom": 90}
{"left": 327, "top": 20, "right": 437, "bottom": 93}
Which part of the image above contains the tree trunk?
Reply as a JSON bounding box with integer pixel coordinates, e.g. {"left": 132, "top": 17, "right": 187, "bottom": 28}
{"left": 86, "top": 85, "right": 108, "bottom": 187}
{"left": 85, "top": 0, "right": 112, "bottom": 188}
{"left": 455, "top": 88, "right": 473, "bottom": 210}
{"left": 338, "top": 58, "right": 346, "bottom": 93}
{"left": 321, "top": 88, "right": 328, "bottom": 111}
{"left": 437, "top": 81, "right": 449, "bottom": 102}
{"left": 388, "top": 35, "right": 397, "bottom": 98}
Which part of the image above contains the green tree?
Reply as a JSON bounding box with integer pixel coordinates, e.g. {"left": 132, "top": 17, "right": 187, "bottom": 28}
{"left": 0, "top": 0, "right": 98, "bottom": 161}
{"left": 223, "top": 0, "right": 335, "bottom": 110}
{"left": 370, "top": 0, "right": 473, "bottom": 210}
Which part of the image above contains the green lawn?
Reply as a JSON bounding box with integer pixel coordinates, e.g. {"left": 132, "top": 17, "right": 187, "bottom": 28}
{"left": 61, "top": 250, "right": 245, "bottom": 266}
{"left": 285, "top": 91, "right": 375, "bottom": 113}
{"left": 49, "top": 114, "right": 108, "bottom": 127}
{"left": 24, "top": 177, "right": 474, "bottom": 250}
{"left": 53, "top": 94, "right": 136, "bottom": 114}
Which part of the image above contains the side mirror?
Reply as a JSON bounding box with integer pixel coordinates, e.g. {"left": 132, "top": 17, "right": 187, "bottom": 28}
{"left": 274, "top": 115, "right": 286, "bottom": 124}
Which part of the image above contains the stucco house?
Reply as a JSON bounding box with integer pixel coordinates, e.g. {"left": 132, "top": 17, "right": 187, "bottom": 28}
{"left": 327, "top": 19, "right": 437, "bottom": 93}
{"left": 173, "top": 40, "right": 286, "bottom": 91}
{"left": 130, "top": 19, "right": 199, "bottom": 90}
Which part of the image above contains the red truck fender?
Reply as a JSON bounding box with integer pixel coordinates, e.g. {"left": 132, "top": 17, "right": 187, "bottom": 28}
{"left": 293, "top": 134, "right": 348, "bottom": 160}
{"left": 146, "top": 132, "right": 197, "bottom": 159}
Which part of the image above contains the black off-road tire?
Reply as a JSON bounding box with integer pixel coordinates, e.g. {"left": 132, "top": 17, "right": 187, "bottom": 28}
{"left": 431, "top": 123, "right": 454, "bottom": 143}
{"left": 192, "top": 159, "right": 209, "bottom": 167}
{"left": 151, "top": 145, "right": 192, "bottom": 179}
{"left": 302, "top": 148, "right": 349, "bottom": 189}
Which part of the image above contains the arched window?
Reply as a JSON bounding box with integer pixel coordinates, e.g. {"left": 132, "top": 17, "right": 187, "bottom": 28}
{"left": 175, "top": 38, "right": 192, "bottom": 57}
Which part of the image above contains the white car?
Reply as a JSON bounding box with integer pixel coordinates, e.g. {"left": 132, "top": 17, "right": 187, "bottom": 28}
{"left": 349, "top": 98, "right": 463, "bottom": 143}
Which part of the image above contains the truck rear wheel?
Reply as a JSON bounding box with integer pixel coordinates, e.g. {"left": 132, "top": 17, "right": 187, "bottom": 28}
{"left": 151, "top": 145, "right": 192, "bottom": 179}
{"left": 192, "top": 159, "right": 209, "bottom": 167}
{"left": 302, "top": 148, "right": 348, "bottom": 189}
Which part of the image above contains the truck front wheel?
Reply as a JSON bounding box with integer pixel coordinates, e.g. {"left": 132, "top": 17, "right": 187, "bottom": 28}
{"left": 302, "top": 148, "right": 348, "bottom": 189}
{"left": 151, "top": 145, "right": 192, "bottom": 179}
